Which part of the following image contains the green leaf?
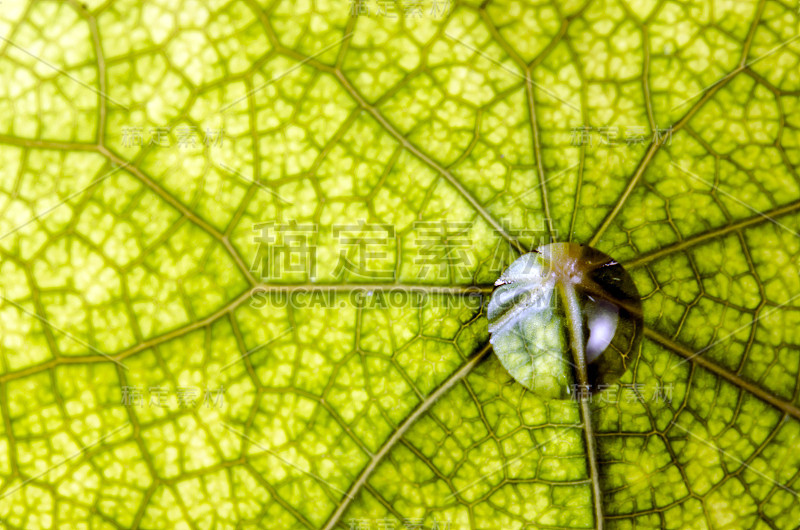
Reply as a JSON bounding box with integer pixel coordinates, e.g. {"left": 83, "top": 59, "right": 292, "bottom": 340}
{"left": 1, "top": 0, "right": 800, "bottom": 529}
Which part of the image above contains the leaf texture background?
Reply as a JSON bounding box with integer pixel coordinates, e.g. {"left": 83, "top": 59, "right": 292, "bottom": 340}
{"left": 0, "top": 0, "right": 799, "bottom": 528}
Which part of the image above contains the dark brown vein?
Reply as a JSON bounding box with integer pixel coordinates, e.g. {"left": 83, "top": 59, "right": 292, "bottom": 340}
{"left": 644, "top": 327, "right": 800, "bottom": 420}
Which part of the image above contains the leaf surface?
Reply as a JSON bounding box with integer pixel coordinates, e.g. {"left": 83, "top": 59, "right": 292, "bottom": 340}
{"left": 0, "top": 0, "right": 799, "bottom": 529}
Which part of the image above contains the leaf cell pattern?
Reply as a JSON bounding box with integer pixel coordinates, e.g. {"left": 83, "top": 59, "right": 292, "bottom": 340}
{"left": 0, "top": 0, "right": 799, "bottom": 529}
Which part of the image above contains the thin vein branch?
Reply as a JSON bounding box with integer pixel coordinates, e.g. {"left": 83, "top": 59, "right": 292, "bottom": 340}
{"left": 321, "top": 343, "right": 493, "bottom": 530}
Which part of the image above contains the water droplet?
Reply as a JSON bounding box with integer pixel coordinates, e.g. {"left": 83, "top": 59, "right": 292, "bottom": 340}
{"left": 488, "top": 243, "right": 642, "bottom": 397}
